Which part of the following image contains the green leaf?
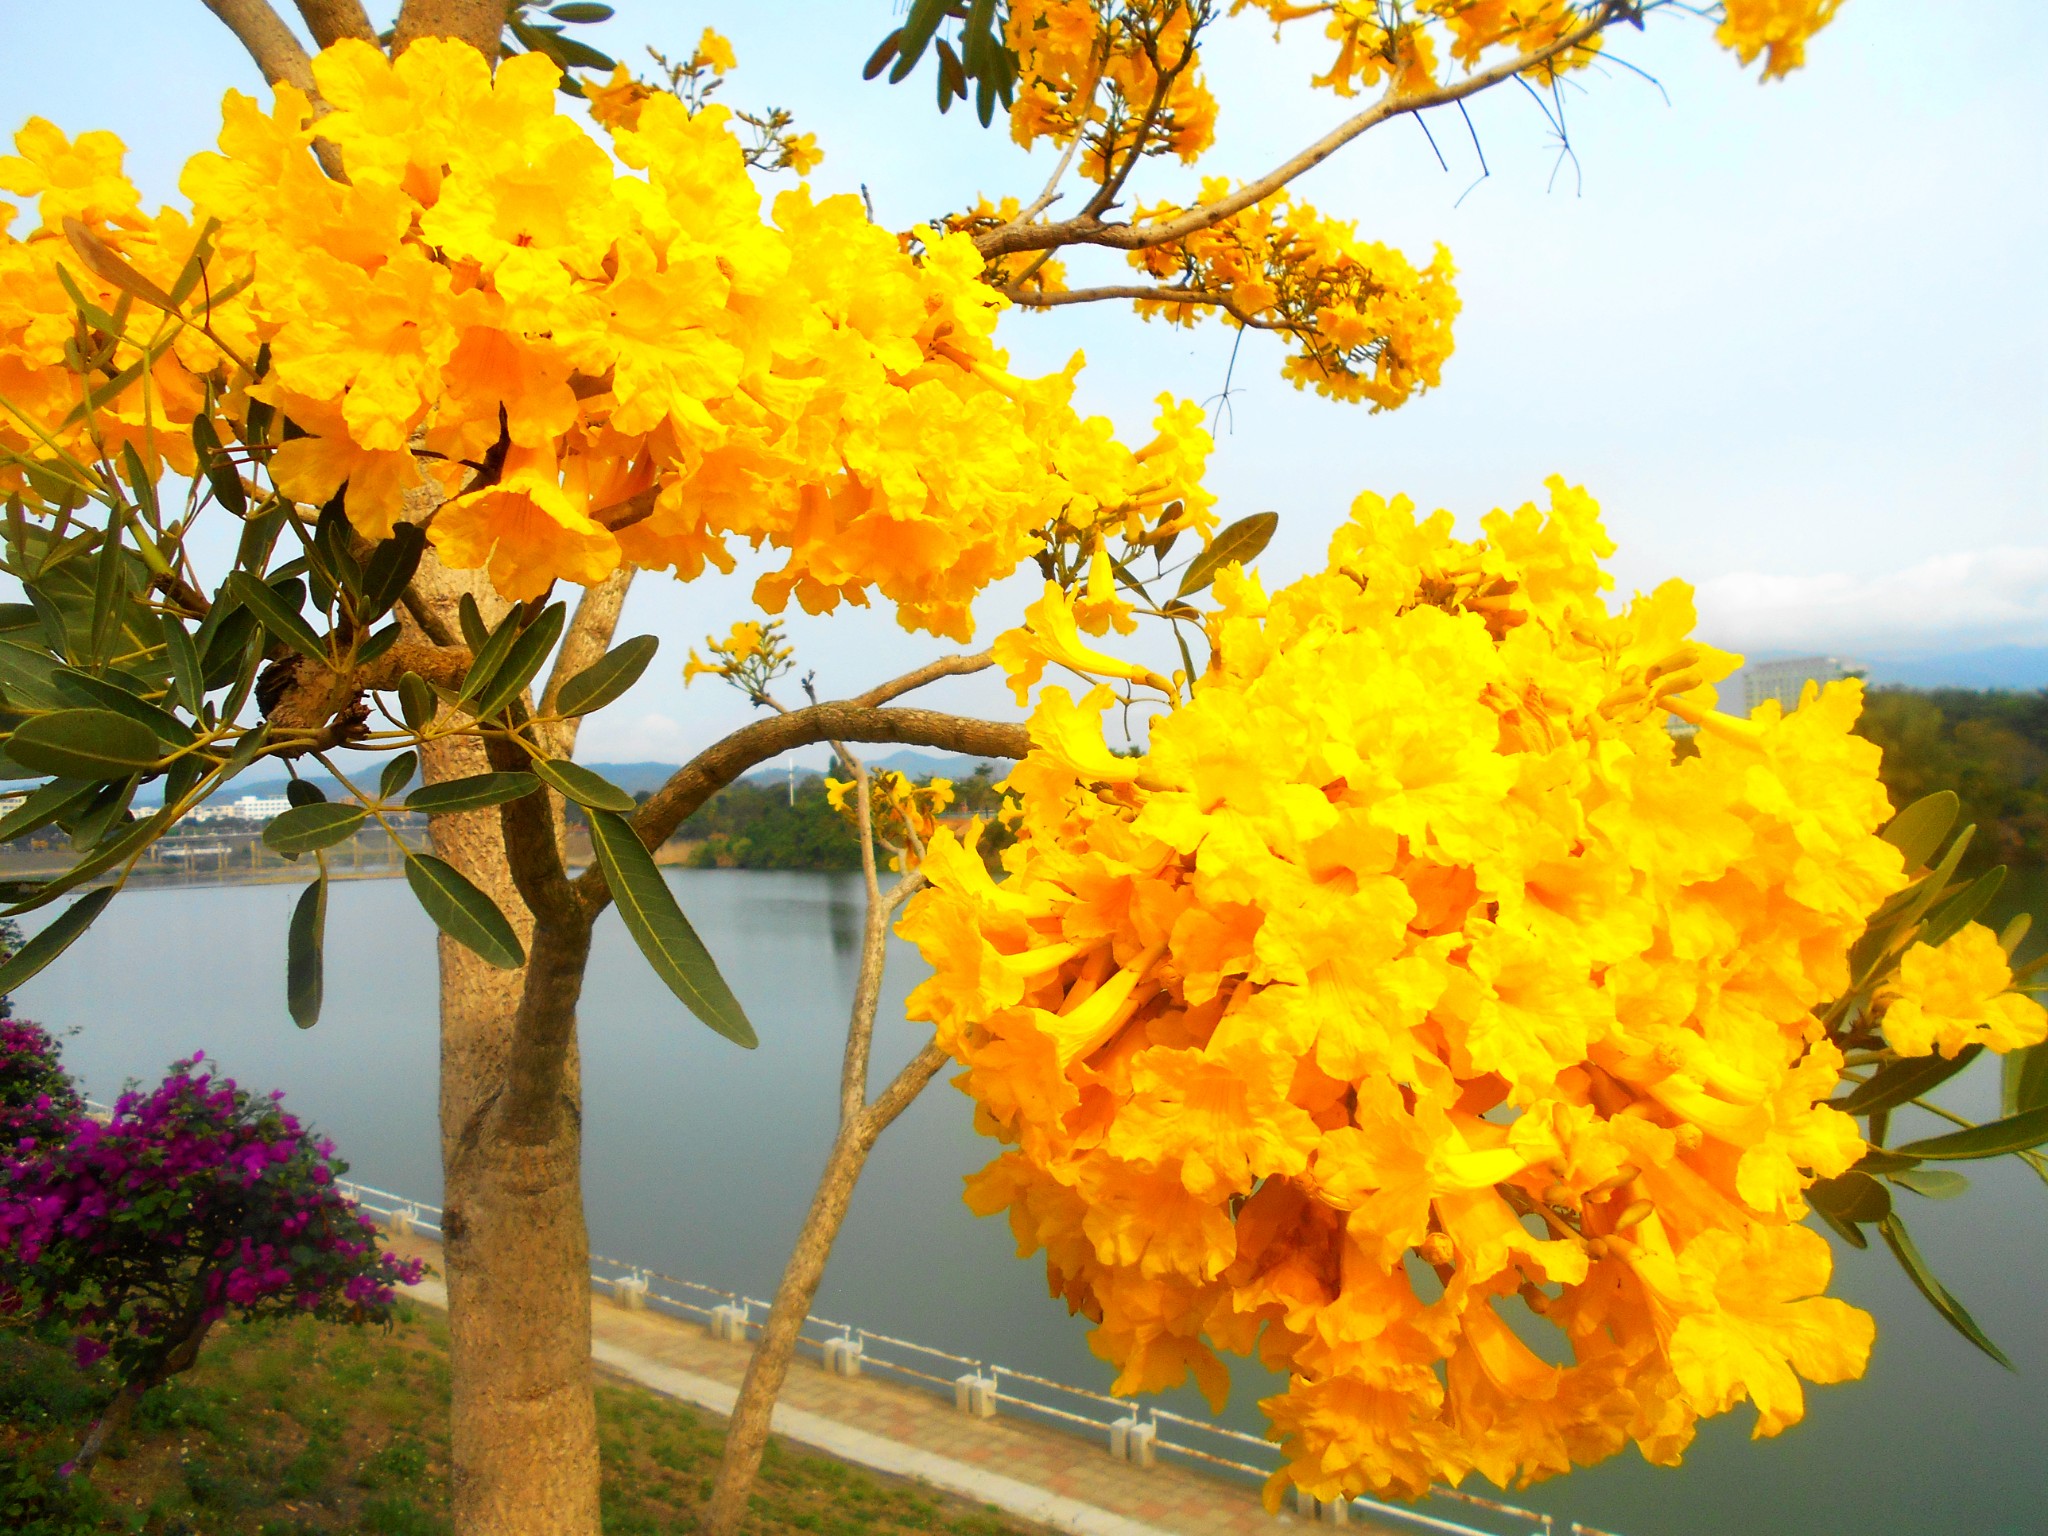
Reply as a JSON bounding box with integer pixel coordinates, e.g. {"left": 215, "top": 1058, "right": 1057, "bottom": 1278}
{"left": 548, "top": 2, "right": 614, "bottom": 19}
{"left": 2003, "top": 1042, "right": 2048, "bottom": 1119}
{"left": 1888, "top": 1168, "right": 1969, "bottom": 1200}
{"left": 287, "top": 874, "right": 326, "bottom": 1029}
{"left": 405, "top": 772, "right": 540, "bottom": 816}
{"left": 1851, "top": 1146, "right": 1927, "bottom": 1176}
{"left": 358, "top": 523, "right": 426, "bottom": 625}
{"left": 52, "top": 668, "right": 194, "bottom": 746}
{"left": 555, "top": 633, "right": 658, "bottom": 717}
{"left": 403, "top": 853, "right": 524, "bottom": 970}
{"left": 588, "top": 809, "right": 755, "bottom": 1047}
{"left": 0, "top": 886, "right": 115, "bottom": 994}
{"left": 863, "top": 28, "right": 903, "bottom": 81}
{"left": 1808, "top": 1169, "right": 1891, "bottom": 1229}
{"left": 1895, "top": 1104, "right": 2048, "bottom": 1161}
{"left": 1175, "top": 512, "right": 1279, "bottom": 599}
{"left": 262, "top": 803, "right": 367, "bottom": 857}
{"left": 1834, "top": 1045, "right": 1983, "bottom": 1117}
{"left": 225, "top": 571, "right": 326, "bottom": 664}
{"left": 889, "top": 0, "right": 950, "bottom": 83}
{"left": 88, "top": 509, "right": 132, "bottom": 668}
{"left": 285, "top": 778, "right": 327, "bottom": 807}
{"left": 456, "top": 606, "right": 524, "bottom": 709}
{"left": 380, "top": 751, "right": 419, "bottom": 802}
{"left": 160, "top": 613, "right": 205, "bottom": 716}
{"left": 457, "top": 593, "right": 489, "bottom": 653}
{"left": 67, "top": 777, "right": 137, "bottom": 852}
{"left": 468, "top": 601, "right": 566, "bottom": 719}
{"left": 529, "top": 756, "right": 635, "bottom": 813}
{"left": 1922, "top": 865, "right": 2007, "bottom": 948}
{"left": 1998, "top": 911, "right": 2031, "bottom": 958}
{"left": 192, "top": 412, "right": 247, "bottom": 516}
{"left": 398, "top": 671, "right": 437, "bottom": 734}
{"left": 356, "top": 624, "right": 400, "bottom": 668}
{"left": 1881, "top": 791, "right": 1959, "bottom": 873}
{"left": 7, "top": 708, "right": 161, "bottom": 779}
{"left": 0, "top": 779, "right": 95, "bottom": 843}
{"left": 1878, "top": 1213, "right": 2012, "bottom": 1369}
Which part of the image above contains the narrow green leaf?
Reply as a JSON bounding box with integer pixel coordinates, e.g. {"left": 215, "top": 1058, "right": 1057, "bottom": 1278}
{"left": 1895, "top": 1104, "right": 2048, "bottom": 1162}
{"left": 403, "top": 853, "right": 523, "bottom": 970}
{"left": 262, "top": 803, "right": 367, "bottom": 857}
{"left": 529, "top": 756, "right": 635, "bottom": 813}
{"left": 225, "top": 571, "right": 326, "bottom": 664}
{"left": 1888, "top": 1168, "right": 1969, "bottom": 1200}
{"left": 380, "top": 751, "right": 419, "bottom": 802}
{"left": 1998, "top": 911, "right": 2032, "bottom": 958}
{"left": 358, "top": 524, "right": 426, "bottom": 624}
{"left": 1922, "top": 865, "right": 2008, "bottom": 949}
{"left": 588, "top": 809, "right": 755, "bottom": 1047}
{"left": 1851, "top": 1146, "right": 1924, "bottom": 1175}
{"left": 88, "top": 508, "right": 131, "bottom": 667}
{"left": 160, "top": 613, "right": 205, "bottom": 716}
{"left": 469, "top": 601, "right": 566, "bottom": 719}
{"left": 456, "top": 603, "right": 532, "bottom": 711}
{"left": 398, "top": 672, "right": 437, "bottom": 734}
{"left": 52, "top": 668, "right": 193, "bottom": 746}
{"left": 287, "top": 875, "right": 327, "bottom": 1029}
{"left": 1881, "top": 791, "right": 1959, "bottom": 873}
{"left": 890, "top": 0, "right": 950, "bottom": 83}
{"left": 7, "top": 708, "right": 160, "bottom": 778}
{"left": 2004, "top": 1042, "right": 2048, "bottom": 1119}
{"left": 285, "top": 778, "right": 327, "bottom": 807}
{"left": 0, "top": 779, "right": 95, "bottom": 843}
{"left": 356, "top": 624, "right": 400, "bottom": 668}
{"left": 1175, "top": 512, "right": 1279, "bottom": 599}
{"left": 1835, "top": 1044, "right": 1983, "bottom": 1117}
{"left": 457, "top": 593, "right": 489, "bottom": 653}
{"left": 66, "top": 777, "right": 137, "bottom": 852}
{"left": 405, "top": 772, "right": 540, "bottom": 816}
{"left": 548, "top": 2, "right": 614, "bottom": 20}
{"left": 0, "top": 886, "right": 115, "bottom": 994}
{"left": 555, "top": 633, "right": 658, "bottom": 717}
{"left": 1878, "top": 1213, "right": 2012, "bottom": 1369}
{"left": 192, "top": 412, "right": 247, "bottom": 516}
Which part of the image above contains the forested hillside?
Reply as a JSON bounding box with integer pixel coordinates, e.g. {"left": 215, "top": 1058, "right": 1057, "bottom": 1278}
{"left": 1856, "top": 688, "right": 2048, "bottom": 870}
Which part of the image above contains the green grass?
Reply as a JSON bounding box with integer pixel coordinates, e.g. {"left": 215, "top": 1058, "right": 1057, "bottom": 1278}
{"left": 0, "top": 1309, "right": 1037, "bottom": 1536}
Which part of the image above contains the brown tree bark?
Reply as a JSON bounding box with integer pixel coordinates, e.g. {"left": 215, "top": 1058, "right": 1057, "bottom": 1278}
{"left": 413, "top": 559, "right": 603, "bottom": 1536}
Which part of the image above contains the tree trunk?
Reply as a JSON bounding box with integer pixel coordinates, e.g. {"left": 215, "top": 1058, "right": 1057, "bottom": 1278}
{"left": 420, "top": 565, "right": 602, "bottom": 1536}
{"left": 702, "top": 1122, "right": 877, "bottom": 1536}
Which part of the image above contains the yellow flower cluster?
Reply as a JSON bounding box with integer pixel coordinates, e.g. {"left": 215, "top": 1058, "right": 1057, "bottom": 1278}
{"left": 827, "top": 769, "right": 957, "bottom": 869}
{"left": 1717, "top": 0, "right": 1846, "bottom": 80}
{"left": 903, "top": 478, "right": 1902, "bottom": 1501}
{"left": 0, "top": 41, "right": 1210, "bottom": 636}
{"left": 1878, "top": 923, "right": 2048, "bottom": 1060}
{"left": 1006, "top": 1, "right": 1218, "bottom": 176}
{"left": 1128, "top": 179, "right": 1459, "bottom": 408}
{"left": 0, "top": 123, "right": 235, "bottom": 492}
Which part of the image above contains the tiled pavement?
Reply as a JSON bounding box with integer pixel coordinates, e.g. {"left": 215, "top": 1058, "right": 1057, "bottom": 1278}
{"left": 386, "top": 1234, "right": 1420, "bottom": 1536}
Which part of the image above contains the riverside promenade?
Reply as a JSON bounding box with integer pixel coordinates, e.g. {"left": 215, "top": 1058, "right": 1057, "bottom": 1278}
{"left": 382, "top": 1229, "right": 1434, "bottom": 1536}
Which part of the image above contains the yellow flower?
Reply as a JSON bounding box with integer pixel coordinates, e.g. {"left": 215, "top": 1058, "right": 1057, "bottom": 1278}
{"left": 903, "top": 477, "right": 1898, "bottom": 1502}
{"left": 1880, "top": 922, "right": 2048, "bottom": 1059}
{"left": 696, "top": 28, "right": 737, "bottom": 76}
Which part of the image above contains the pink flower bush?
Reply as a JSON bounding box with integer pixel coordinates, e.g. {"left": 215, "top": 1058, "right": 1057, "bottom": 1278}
{"left": 0, "top": 1054, "right": 421, "bottom": 1441}
{"left": 0, "top": 1019, "right": 83, "bottom": 1164}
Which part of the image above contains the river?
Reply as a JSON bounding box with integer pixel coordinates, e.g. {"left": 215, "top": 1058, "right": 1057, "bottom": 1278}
{"left": 13, "top": 869, "right": 2048, "bottom": 1536}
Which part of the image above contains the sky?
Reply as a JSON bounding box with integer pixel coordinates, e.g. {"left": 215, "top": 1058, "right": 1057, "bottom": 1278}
{"left": 2, "top": 2, "right": 2042, "bottom": 764}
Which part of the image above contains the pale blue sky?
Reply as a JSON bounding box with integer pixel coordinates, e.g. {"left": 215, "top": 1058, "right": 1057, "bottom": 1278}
{"left": 3, "top": 3, "right": 2042, "bottom": 762}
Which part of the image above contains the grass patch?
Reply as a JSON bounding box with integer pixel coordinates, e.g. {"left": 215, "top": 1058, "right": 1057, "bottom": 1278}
{"left": 0, "top": 1307, "right": 1039, "bottom": 1536}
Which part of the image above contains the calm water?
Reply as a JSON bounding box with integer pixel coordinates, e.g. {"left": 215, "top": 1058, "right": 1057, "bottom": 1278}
{"left": 14, "top": 870, "right": 2048, "bottom": 1536}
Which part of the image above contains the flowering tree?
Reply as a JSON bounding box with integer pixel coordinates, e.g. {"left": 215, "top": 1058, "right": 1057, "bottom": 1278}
{"left": 7, "top": 2, "right": 2038, "bottom": 1534}
{"left": 0, "top": 1055, "right": 422, "bottom": 1473}
{"left": 0, "top": 1020, "right": 83, "bottom": 1167}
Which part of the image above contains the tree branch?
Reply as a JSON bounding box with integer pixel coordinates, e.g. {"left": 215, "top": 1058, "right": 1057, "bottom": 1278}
{"left": 538, "top": 566, "right": 636, "bottom": 760}
{"left": 393, "top": 0, "right": 505, "bottom": 58}
{"left": 201, "top": 0, "right": 317, "bottom": 95}
{"left": 294, "top": 0, "right": 377, "bottom": 47}
{"left": 860, "top": 1039, "right": 949, "bottom": 1139}
{"left": 850, "top": 651, "right": 994, "bottom": 708}
{"left": 569, "top": 704, "right": 1028, "bottom": 916}
{"left": 1000, "top": 283, "right": 1296, "bottom": 332}
{"left": 974, "top": 1, "right": 1629, "bottom": 260}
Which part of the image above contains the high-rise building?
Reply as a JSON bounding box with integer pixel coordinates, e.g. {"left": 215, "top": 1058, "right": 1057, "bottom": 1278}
{"left": 1741, "top": 656, "right": 1866, "bottom": 715}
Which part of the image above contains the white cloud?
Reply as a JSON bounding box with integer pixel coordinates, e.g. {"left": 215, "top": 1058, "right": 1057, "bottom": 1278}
{"left": 1693, "top": 547, "right": 2048, "bottom": 655}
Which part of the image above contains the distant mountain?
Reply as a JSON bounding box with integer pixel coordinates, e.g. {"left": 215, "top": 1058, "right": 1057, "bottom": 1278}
{"left": 738, "top": 750, "right": 1004, "bottom": 785}
{"left": 1860, "top": 648, "right": 2048, "bottom": 691}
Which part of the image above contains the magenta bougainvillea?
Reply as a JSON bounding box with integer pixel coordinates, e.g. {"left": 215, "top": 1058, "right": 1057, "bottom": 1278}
{"left": 0, "top": 1019, "right": 82, "bottom": 1167}
{"left": 0, "top": 1054, "right": 421, "bottom": 1469}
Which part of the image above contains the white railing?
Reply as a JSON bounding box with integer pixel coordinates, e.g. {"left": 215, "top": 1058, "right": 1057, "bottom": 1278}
{"left": 327, "top": 1178, "right": 1624, "bottom": 1536}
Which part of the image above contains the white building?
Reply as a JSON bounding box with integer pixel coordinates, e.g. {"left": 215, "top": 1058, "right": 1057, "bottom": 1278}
{"left": 1741, "top": 656, "right": 1867, "bottom": 715}
{"left": 187, "top": 794, "right": 294, "bottom": 823}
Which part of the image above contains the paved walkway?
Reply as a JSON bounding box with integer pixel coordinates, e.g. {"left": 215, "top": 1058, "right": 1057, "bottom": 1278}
{"left": 386, "top": 1235, "right": 1418, "bottom": 1536}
